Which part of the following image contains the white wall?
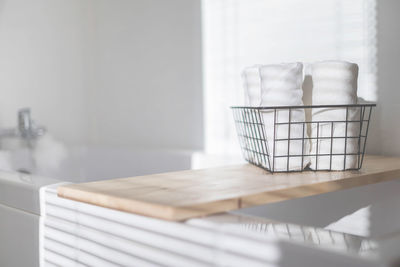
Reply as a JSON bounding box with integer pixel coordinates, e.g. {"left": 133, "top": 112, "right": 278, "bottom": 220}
{"left": 0, "top": 0, "right": 203, "bottom": 151}
{"left": 0, "top": 0, "right": 90, "bottom": 146}
{"left": 87, "top": 0, "right": 203, "bottom": 150}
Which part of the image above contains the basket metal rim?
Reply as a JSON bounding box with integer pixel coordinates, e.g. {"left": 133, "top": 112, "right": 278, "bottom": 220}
{"left": 231, "top": 103, "right": 376, "bottom": 110}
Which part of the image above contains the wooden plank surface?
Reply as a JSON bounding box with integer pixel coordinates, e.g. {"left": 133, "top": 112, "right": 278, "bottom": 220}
{"left": 58, "top": 155, "right": 400, "bottom": 221}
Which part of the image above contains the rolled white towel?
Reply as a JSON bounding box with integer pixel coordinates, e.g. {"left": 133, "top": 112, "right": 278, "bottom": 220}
{"left": 259, "top": 62, "right": 310, "bottom": 171}
{"left": 242, "top": 65, "right": 262, "bottom": 106}
{"left": 310, "top": 61, "right": 360, "bottom": 170}
{"left": 241, "top": 63, "right": 310, "bottom": 171}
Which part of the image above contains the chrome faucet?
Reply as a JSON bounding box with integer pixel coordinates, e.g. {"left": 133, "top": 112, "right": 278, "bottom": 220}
{"left": 0, "top": 108, "right": 46, "bottom": 145}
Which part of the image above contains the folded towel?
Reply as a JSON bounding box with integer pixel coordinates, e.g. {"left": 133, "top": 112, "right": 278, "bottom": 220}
{"left": 310, "top": 61, "right": 360, "bottom": 170}
{"left": 259, "top": 62, "right": 310, "bottom": 171}
{"left": 242, "top": 65, "right": 262, "bottom": 106}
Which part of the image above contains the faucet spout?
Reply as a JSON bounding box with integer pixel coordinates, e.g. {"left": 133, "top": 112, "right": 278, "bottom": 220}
{"left": 0, "top": 108, "right": 46, "bottom": 143}
{"left": 18, "top": 108, "right": 46, "bottom": 140}
{"left": 18, "top": 108, "right": 32, "bottom": 139}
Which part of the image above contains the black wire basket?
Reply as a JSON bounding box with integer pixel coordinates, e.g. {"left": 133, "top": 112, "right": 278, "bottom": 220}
{"left": 231, "top": 104, "right": 375, "bottom": 173}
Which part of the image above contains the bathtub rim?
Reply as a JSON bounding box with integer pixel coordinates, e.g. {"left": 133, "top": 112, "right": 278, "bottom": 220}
{"left": 0, "top": 170, "right": 60, "bottom": 215}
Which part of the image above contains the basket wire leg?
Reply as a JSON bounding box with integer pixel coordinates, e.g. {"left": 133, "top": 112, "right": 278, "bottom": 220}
{"left": 316, "top": 122, "right": 320, "bottom": 170}
{"left": 259, "top": 110, "right": 272, "bottom": 170}
{"left": 238, "top": 109, "right": 252, "bottom": 162}
{"left": 360, "top": 106, "right": 373, "bottom": 169}
{"left": 250, "top": 109, "right": 264, "bottom": 168}
{"left": 343, "top": 107, "right": 349, "bottom": 170}
{"left": 357, "top": 106, "right": 366, "bottom": 168}
{"left": 253, "top": 109, "right": 269, "bottom": 169}
{"left": 301, "top": 121, "right": 305, "bottom": 170}
{"left": 273, "top": 109, "right": 277, "bottom": 172}
{"left": 247, "top": 109, "right": 263, "bottom": 166}
{"left": 243, "top": 109, "right": 257, "bottom": 164}
{"left": 287, "top": 108, "right": 292, "bottom": 172}
{"left": 330, "top": 121, "right": 334, "bottom": 171}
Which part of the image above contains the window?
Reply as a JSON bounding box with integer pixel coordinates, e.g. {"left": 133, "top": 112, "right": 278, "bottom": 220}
{"left": 202, "top": 0, "right": 377, "bottom": 155}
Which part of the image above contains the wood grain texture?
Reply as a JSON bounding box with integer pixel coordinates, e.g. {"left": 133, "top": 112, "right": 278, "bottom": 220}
{"left": 58, "top": 155, "right": 400, "bottom": 221}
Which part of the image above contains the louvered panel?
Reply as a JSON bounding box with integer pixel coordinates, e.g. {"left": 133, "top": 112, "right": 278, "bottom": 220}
{"left": 41, "top": 186, "right": 276, "bottom": 267}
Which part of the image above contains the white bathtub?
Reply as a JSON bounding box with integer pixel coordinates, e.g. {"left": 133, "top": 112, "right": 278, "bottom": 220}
{"left": 0, "top": 147, "right": 192, "bottom": 267}
{"left": 10, "top": 146, "right": 192, "bottom": 181}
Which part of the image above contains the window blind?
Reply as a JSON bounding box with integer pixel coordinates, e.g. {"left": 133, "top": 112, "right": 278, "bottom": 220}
{"left": 202, "top": 0, "right": 377, "bottom": 154}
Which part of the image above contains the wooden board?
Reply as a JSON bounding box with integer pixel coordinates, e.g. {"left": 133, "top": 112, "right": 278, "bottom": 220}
{"left": 58, "top": 155, "right": 400, "bottom": 221}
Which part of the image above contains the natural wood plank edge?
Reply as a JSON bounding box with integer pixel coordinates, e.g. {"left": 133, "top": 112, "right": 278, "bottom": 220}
{"left": 58, "top": 155, "right": 400, "bottom": 221}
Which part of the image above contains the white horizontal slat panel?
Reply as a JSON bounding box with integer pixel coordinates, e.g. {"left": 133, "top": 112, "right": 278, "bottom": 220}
{"left": 45, "top": 219, "right": 208, "bottom": 267}
{"left": 44, "top": 188, "right": 280, "bottom": 263}
{"left": 44, "top": 207, "right": 276, "bottom": 266}
{"left": 44, "top": 249, "right": 86, "bottom": 267}
{"left": 45, "top": 204, "right": 215, "bottom": 262}
{"left": 44, "top": 237, "right": 122, "bottom": 267}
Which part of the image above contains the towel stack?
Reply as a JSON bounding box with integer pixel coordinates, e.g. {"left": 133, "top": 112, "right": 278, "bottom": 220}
{"left": 241, "top": 60, "right": 362, "bottom": 172}
{"left": 242, "top": 63, "right": 310, "bottom": 171}
{"left": 310, "top": 61, "right": 360, "bottom": 170}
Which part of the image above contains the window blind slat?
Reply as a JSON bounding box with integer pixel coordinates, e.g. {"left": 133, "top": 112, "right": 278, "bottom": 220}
{"left": 203, "top": 0, "right": 377, "bottom": 154}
